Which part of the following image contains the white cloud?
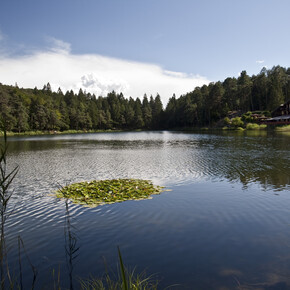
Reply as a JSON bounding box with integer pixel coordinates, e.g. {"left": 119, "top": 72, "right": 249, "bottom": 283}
{"left": 45, "top": 37, "right": 71, "bottom": 54}
{"left": 163, "top": 70, "right": 188, "bottom": 78}
{"left": 81, "top": 74, "right": 129, "bottom": 96}
{"left": 256, "top": 60, "right": 265, "bottom": 64}
{"left": 0, "top": 42, "right": 209, "bottom": 106}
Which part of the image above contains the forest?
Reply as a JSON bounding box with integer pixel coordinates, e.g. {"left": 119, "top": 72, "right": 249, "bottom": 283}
{"left": 0, "top": 65, "right": 289, "bottom": 132}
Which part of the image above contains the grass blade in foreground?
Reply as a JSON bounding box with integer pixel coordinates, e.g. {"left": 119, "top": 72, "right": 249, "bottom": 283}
{"left": 118, "top": 247, "right": 128, "bottom": 290}
{"left": 80, "top": 248, "right": 159, "bottom": 290}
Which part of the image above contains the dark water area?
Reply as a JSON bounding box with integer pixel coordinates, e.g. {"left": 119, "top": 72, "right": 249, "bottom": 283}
{"left": 4, "top": 131, "right": 290, "bottom": 289}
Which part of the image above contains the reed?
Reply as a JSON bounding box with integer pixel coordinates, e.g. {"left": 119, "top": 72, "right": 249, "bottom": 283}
{"left": 0, "top": 119, "right": 19, "bottom": 289}
{"left": 80, "top": 248, "right": 159, "bottom": 290}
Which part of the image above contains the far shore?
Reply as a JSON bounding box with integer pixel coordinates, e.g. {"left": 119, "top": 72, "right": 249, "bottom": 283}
{"left": 3, "top": 124, "right": 290, "bottom": 137}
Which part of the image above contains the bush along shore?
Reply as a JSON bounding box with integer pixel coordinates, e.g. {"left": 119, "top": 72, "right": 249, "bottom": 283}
{"left": 4, "top": 129, "right": 123, "bottom": 137}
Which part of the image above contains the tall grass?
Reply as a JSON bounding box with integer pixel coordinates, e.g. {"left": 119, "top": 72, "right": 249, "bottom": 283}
{"left": 0, "top": 119, "right": 19, "bottom": 289}
{"left": 64, "top": 198, "right": 79, "bottom": 290}
{"left": 80, "top": 248, "right": 159, "bottom": 290}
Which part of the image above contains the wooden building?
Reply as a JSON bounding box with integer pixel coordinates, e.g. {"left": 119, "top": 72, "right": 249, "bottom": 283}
{"left": 272, "top": 100, "right": 290, "bottom": 117}
{"left": 264, "top": 100, "right": 290, "bottom": 124}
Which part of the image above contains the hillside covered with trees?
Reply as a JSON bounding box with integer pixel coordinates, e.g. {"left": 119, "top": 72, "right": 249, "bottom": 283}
{"left": 0, "top": 65, "right": 289, "bottom": 132}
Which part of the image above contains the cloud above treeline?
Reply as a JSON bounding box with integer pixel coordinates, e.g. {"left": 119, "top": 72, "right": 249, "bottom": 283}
{"left": 0, "top": 38, "right": 209, "bottom": 106}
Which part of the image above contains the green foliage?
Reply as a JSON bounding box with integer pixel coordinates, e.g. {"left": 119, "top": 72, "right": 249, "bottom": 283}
{"left": 223, "top": 117, "right": 231, "bottom": 125}
{"left": 231, "top": 117, "right": 244, "bottom": 128}
{"left": 0, "top": 84, "right": 165, "bottom": 132}
{"left": 246, "top": 123, "right": 267, "bottom": 130}
{"left": 241, "top": 111, "right": 254, "bottom": 122}
{"left": 56, "top": 179, "right": 165, "bottom": 207}
{"left": 163, "top": 65, "right": 289, "bottom": 128}
{"left": 275, "top": 124, "right": 290, "bottom": 131}
{"left": 80, "top": 248, "right": 159, "bottom": 290}
{"left": 0, "top": 65, "right": 289, "bottom": 131}
{"left": 263, "top": 111, "right": 271, "bottom": 117}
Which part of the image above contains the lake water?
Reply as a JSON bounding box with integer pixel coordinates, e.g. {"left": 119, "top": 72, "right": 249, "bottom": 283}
{"left": 4, "top": 130, "right": 290, "bottom": 289}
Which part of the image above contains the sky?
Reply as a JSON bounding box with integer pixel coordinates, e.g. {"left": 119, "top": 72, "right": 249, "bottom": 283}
{"left": 0, "top": 0, "right": 289, "bottom": 106}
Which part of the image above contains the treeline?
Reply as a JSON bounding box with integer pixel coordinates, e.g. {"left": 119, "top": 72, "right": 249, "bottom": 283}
{"left": 0, "top": 65, "right": 289, "bottom": 132}
{"left": 164, "top": 65, "right": 290, "bottom": 128}
{"left": 0, "top": 83, "right": 163, "bottom": 132}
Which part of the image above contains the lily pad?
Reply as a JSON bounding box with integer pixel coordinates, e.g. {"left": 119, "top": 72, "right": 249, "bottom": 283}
{"left": 56, "top": 179, "right": 165, "bottom": 207}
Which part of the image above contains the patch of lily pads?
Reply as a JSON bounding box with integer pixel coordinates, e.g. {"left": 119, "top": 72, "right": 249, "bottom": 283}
{"left": 56, "top": 179, "right": 165, "bottom": 207}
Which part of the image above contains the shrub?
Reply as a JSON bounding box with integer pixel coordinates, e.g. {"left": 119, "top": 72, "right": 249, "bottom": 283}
{"left": 231, "top": 117, "right": 244, "bottom": 128}
{"left": 246, "top": 123, "right": 260, "bottom": 130}
{"left": 246, "top": 123, "right": 267, "bottom": 130}
{"left": 275, "top": 125, "right": 290, "bottom": 131}
{"left": 242, "top": 112, "right": 254, "bottom": 123}
{"left": 223, "top": 117, "right": 231, "bottom": 125}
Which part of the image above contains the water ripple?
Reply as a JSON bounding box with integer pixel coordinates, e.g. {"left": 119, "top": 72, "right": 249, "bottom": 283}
{"left": 3, "top": 131, "right": 290, "bottom": 289}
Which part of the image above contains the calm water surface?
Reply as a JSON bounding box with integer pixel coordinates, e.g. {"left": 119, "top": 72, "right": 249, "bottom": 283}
{"left": 5, "top": 131, "right": 290, "bottom": 289}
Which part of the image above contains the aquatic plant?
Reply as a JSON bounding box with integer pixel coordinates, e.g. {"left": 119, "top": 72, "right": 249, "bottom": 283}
{"left": 0, "top": 120, "right": 19, "bottom": 288}
{"left": 80, "top": 247, "right": 159, "bottom": 290}
{"left": 56, "top": 179, "right": 165, "bottom": 207}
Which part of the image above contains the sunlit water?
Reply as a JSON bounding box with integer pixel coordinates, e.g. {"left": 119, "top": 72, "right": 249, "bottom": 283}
{"left": 4, "top": 131, "right": 290, "bottom": 289}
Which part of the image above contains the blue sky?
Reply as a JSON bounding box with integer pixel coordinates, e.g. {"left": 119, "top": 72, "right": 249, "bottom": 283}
{"left": 0, "top": 0, "right": 289, "bottom": 105}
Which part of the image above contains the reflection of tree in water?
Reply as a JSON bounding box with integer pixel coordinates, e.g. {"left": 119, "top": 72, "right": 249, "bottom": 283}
{"left": 219, "top": 154, "right": 289, "bottom": 191}
{"left": 208, "top": 132, "right": 290, "bottom": 191}
{"left": 7, "top": 130, "right": 290, "bottom": 192}
{"left": 224, "top": 153, "right": 289, "bottom": 191}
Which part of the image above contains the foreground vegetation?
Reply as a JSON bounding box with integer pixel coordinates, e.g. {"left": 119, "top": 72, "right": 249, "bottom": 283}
{"left": 0, "top": 65, "right": 289, "bottom": 132}
{"left": 0, "top": 121, "right": 19, "bottom": 289}
{"left": 56, "top": 179, "right": 165, "bottom": 207}
{"left": 81, "top": 248, "right": 159, "bottom": 290}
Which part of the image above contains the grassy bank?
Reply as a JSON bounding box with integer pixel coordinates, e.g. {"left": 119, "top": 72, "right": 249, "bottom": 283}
{"left": 275, "top": 124, "right": 290, "bottom": 132}
{"left": 6, "top": 122, "right": 290, "bottom": 137}
{"left": 4, "top": 129, "right": 123, "bottom": 137}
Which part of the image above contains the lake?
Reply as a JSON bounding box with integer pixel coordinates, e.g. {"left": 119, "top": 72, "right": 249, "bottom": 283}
{"left": 4, "top": 130, "right": 290, "bottom": 289}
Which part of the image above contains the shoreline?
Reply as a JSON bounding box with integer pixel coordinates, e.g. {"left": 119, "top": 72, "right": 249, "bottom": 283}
{"left": 4, "top": 124, "right": 290, "bottom": 137}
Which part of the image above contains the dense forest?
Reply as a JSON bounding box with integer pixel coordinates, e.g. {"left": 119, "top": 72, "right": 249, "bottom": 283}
{"left": 0, "top": 65, "right": 289, "bottom": 132}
